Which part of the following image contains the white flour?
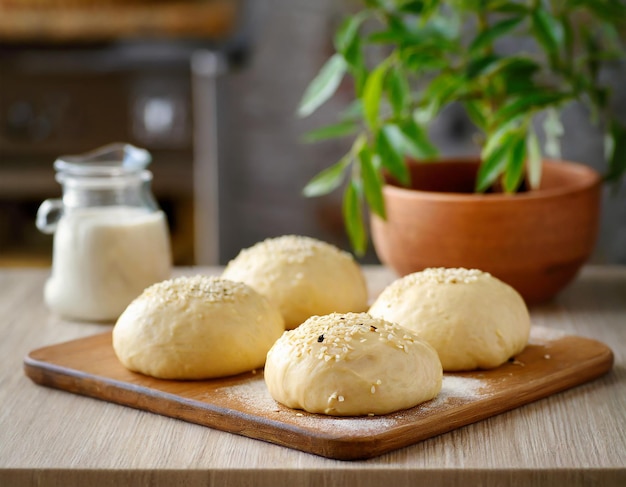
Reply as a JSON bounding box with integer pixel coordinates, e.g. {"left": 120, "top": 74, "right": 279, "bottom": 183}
{"left": 215, "top": 374, "right": 489, "bottom": 435}
{"left": 528, "top": 326, "right": 568, "bottom": 345}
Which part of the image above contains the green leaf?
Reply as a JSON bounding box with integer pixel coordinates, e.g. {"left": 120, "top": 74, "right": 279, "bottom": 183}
{"left": 335, "top": 13, "right": 368, "bottom": 96}
{"left": 400, "top": 47, "right": 450, "bottom": 73}
{"left": 343, "top": 180, "right": 367, "bottom": 256}
{"left": 502, "top": 135, "right": 527, "bottom": 193}
{"left": 560, "top": 13, "right": 574, "bottom": 62}
{"left": 605, "top": 120, "right": 626, "bottom": 183}
{"left": 463, "top": 100, "right": 488, "bottom": 131}
{"left": 466, "top": 55, "right": 540, "bottom": 81}
{"left": 501, "top": 68, "right": 541, "bottom": 95}
{"left": 543, "top": 108, "right": 564, "bottom": 159}
{"left": 396, "top": 0, "right": 426, "bottom": 14}
{"left": 340, "top": 99, "right": 364, "bottom": 121}
{"left": 485, "top": 1, "right": 529, "bottom": 15}
{"left": 368, "top": 29, "right": 401, "bottom": 45}
{"left": 367, "top": 13, "right": 409, "bottom": 44}
{"left": 403, "top": 117, "right": 439, "bottom": 158}
{"left": 376, "top": 127, "right": 410, "bottom": 185}
{"left": 570, "top": 0, "right": 626, "bottom": 22}
{"left": 493, "top": 92, "right": 568, "bottom": 128}
{"left": 465, "top": 54, "right": 501, "bottom": 79}
{"left": 334, "top": 12, "right": 367, "bottom": 54}
{"left": 417, "top": 73, "right": 465, "bottom": 123}
{"left": 345, "top": 36, "right": 367, "bottom": 96}
{"left": 469, "top": 56, "right": 540, "bottom": 99}
{"left": 298, "top": 54, "right": 347, "bottom": 118}
{"left": 482, "top": 118, "right": 521, "bottom": 159}
{"left": 469, "top": 16, "right": 524, "bottom": 53}
{"left": 476, "top": 143, "right": 510, "bottom": 192}
{"left": 302, "top": 155, "right": 351, "bottom": 197}
{"left": 526, "top": 128, "right": 542, "bottom": 189}
{"left": 387, "top": 65, "right": 411, "bottom": 117}
{"left": 362, "top": 59, "right": 391, "bottom": 130}
{"left": 531, "top": 6, "right": 564, "bottom": 56}
{"left": 302, "top": 120, "right": 360, "bottom": 143}
{"left": 382, "top": 123, "right": 428, "bottom": 161}
{"left": 358, "top": 144, "right": 386, "bottom": 218}
{"left": 368, "top": 13, "right": 459, "bottom": 48}
{"left": 477, "top": 129, "right": 523, "bottom": 192}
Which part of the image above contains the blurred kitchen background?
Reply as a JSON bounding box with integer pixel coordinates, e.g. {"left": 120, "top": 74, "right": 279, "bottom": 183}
{"left": 1, "top": 0, "right": 625, "bottom": 267}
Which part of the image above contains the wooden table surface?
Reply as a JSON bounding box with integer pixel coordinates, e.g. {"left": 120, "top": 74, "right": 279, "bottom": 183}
{"left": 1, "top": 266, "right": 625, "bottom": 486}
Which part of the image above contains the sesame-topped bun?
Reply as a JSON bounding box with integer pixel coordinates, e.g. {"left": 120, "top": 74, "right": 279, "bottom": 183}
{"left": 264, "top": 312, "right": 442, "bottom": 416}
{"left": 112, "top": 275, "right": 284, "bottom": 379}
{"left": 222, "top": 235, "right": 368, "bottom": 329}
{"left": 369, "top": 268, "right": 531, "bottom": 371}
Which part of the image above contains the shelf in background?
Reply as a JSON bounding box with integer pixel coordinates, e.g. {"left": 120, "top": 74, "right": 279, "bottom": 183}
{"left": 0, "top": 0, "right": 240, "bottom": 44}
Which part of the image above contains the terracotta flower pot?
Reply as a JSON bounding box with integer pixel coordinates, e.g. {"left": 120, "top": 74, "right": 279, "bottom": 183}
{"left": 370, "top": 158, "right": 602, "bottom": 304}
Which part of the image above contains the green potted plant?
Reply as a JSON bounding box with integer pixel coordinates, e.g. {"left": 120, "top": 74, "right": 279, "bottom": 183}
{"left": 297, "top": 0, "right": 626, "bottom": 303}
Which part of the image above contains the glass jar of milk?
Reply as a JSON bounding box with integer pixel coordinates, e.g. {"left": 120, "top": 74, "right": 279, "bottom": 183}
{"left": 37, "top": 143, "right": 172, "bottom": 322}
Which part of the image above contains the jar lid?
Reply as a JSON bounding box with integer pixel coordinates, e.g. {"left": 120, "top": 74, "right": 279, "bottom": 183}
{"left": 54, "top": 143, "right": 151, "bottom": 177}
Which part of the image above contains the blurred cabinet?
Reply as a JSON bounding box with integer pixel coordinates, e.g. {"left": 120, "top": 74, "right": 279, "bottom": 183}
{"left": 0, "top": 1, "right": 244, "bottom": 266}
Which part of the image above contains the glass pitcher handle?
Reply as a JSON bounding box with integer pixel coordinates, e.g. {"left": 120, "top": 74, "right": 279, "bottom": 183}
{"left": 36, "top": 199, "right": 64, "bottom": 234}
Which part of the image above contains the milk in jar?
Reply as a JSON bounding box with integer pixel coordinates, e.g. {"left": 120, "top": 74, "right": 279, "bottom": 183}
{"left": 44, "top": 206, "right": 171, "bottom": 321}
{"left": 37, "top": 143, "right": 172, "bottom": 321}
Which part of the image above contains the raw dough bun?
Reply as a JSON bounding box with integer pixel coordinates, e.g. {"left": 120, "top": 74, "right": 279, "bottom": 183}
{"left": 112, "top": 275, "right": 284, "bottom": 379}
{"left": 222, "top": 235, "right": 368, "bottom": 329}
{"left": 264, "top": 312, "right": 442, "bottom": 416}
{"left": 368, "top": 268, "right": 531, "bottom": 371}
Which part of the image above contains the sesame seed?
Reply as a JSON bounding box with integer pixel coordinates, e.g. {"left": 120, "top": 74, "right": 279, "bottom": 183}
{"left": 224, "top": 235, "right": 358, "bottom": 271}
{"left": 295, "top": 413, "right": 303, "bottom": 417}
{"left": 338, "top": 395, "right": 345, "bottom": 402}
{"left": 272, "top": 311, "right": 423, "bottom": 366}
{"left": 373, "top": 268, "right": 490, "bottom": 306}
{"left": 140, "top": 275, "right": 252, "bottom": 305}
{"left": 370, "top": 386, "right": 376, "bottom": 394}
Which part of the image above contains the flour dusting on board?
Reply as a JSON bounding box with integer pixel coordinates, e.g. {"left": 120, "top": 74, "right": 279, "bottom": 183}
{"left": 528, "top": 326, "right": 568, "bottom": 345}
{"left": 218, "top": 377, "right": 279, "bottom": 412}
{"left": 216, "top": 374, "right": 489, "bottom": 434}
{"left": 423, "top": 376, "right": 488, "bottom": 408}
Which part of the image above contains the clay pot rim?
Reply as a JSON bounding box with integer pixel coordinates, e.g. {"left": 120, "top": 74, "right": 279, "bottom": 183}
{"left": 383, "top": 157, "right": 602, "bottom": 202}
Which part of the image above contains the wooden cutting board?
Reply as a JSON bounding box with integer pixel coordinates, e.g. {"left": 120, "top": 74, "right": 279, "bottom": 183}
{"left": 24, "top": 326, "right": 613, "bottom": 460}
